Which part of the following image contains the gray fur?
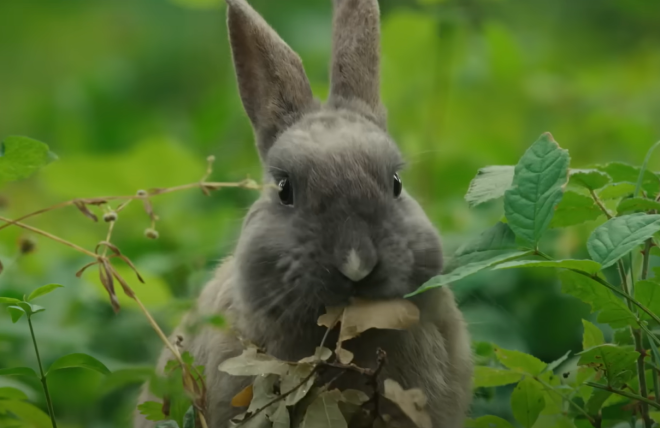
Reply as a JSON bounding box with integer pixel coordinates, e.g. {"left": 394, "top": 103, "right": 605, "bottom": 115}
{"left": 135, "top": 0, "right": 472, "bottom": 427}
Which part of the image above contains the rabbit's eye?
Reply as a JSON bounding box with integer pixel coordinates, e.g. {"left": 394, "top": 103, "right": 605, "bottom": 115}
{"left": 393, "top": 173, "right": 403, "bottom": 197}
{"left": 278, "top": 178, "right": 294, "bottom": 206}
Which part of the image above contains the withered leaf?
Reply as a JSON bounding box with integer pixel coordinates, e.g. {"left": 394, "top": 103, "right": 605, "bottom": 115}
{"left": 338, "top": 389, "right": 369, "bottom": 425}
{"left": 383, "top": 379, "right": 431, "bottom": 428}
{"left": 281, "top": 363, "right": 316, "bottom": 406}
{"left": 248, "top": 374, "right": 278, "bottom": 414}
{"left": 336, "top": 348, "right": 354, "bottom": 365}
{"left": 99, "top": 260, "right": 120, "bottom": 313}
{"left": 73, "top": 200, "right": 98, "bottom": 222}
{"left": 76, "top": 261, "right": 98, "bottom": 277}
{"left": 109, "top": 264, "right": 136, "bottom": 299}
{"left": 231, "top": 384, "right": 253, "bottom": 407}
{"left": 219, "top": 347, "right": 289, "bottom": 377}
{"left": 270, "top": 401, "right": 290, "bottom": 428}
{"left": 318, "top": 306, "right": 343, "bottom": 329}
{"left": 299, "top": 347, "right": 333, "bottom": 363}
{"left": 0, "top": 258, "right": 3, "bottom": 275}
{"left": 301, "top": 389, "right": 347, "bottom": 428}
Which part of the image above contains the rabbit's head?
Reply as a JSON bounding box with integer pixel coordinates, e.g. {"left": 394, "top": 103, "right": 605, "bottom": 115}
{"left": 227, "top": 0, "right": 442, "bottom": 320}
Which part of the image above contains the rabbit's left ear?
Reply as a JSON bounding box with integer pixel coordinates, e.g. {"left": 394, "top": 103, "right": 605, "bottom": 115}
{"left": 226, "top": 0, "right": 317, "bottom": 161}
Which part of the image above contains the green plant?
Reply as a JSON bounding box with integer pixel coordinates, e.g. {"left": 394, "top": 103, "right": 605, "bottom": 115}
{"left": 411, "top": 132, "right": 660, "bottom": 428}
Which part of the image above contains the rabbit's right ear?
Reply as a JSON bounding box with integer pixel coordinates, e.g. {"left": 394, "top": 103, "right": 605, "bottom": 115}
{"left": 226, "top": 0, "right": 316, "bottom": 160}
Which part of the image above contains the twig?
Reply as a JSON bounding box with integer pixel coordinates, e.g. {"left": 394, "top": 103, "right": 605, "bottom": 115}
{"left": 590, "top": 189, "right": 613, "bottom": 219}
{"left": 586, "top": 382, "right": 660, "bottom": 411}
{"left": 367, "top": 349, "right": 387, "bottom": 424}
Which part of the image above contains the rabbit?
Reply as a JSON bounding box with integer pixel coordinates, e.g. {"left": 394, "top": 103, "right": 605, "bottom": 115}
{"left": 134, "top": 0, "right": 473, "bottom": 427}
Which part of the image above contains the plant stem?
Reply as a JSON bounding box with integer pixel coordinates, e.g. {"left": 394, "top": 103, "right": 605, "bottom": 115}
{"left": 586, "top": 382, "right": 660, "bottom": 411}
{"left": 590, "top": 189, "right": 613, "bottom": 219}
{"left": 27, "top": 316, "right": 58, "bottom": 428}
{"left": 535, "top": 377, "right": 596, "bottom": 425}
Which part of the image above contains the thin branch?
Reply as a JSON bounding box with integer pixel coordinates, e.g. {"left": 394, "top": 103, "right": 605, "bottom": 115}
{"left": 590, "top": 189, "right": 613, "bottom": 219}
{"left": 535, "top": 376, "right": 596, "bottom": 425}
{"left": 586, "top": 382, "right": 660, "bottom": 410}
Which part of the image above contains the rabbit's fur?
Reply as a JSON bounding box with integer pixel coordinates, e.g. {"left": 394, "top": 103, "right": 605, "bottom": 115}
{"left": 134, "top": 0, "right": 473, "bottom": 427}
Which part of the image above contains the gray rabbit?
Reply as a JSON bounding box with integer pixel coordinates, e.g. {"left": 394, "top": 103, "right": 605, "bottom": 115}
{"left": 134, "top": 0, "right": 473, "bottom": 426}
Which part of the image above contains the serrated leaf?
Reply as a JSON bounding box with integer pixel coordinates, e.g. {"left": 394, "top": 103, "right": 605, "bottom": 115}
{"left": 219, "top": 347, "right": 288, "bottom": 376}
{"left": 550, "top": 191, "right": 603, "bottom": 228}
{"left": 301, "top": 389, "right": 347, "bottom": 428}
{"left": 472, "top": 366, "right": 523, "bottom": 388}
{"left": 444, "top": 222, "right": 520, "bottom": 272}
{"left": 0, "top": 387, "right": 28, "bottom": 401}
{"left": 596, "top": 162, "right": 659, "bottom": 194}
{"left": 578, "top": 344, "right": 638, "bottom": 387}
{"left": 0, "top": 367, "right": 37, "bottom": 378}
{"left": 617, "top": 197, "right": 660, "bottom": 215}
{"left": 7, "top": 306, "right": 25, "bottom": 323}
{"left": 271, "top": 401, "right": 290, "bottom": 428}
{"left": 383, "top": 379, "right": 432, "bottom": 428}
{"left": 504, "top": 132, "right": 570, "bottom": 246}
{"left": 138, "top": 401, "right": 167, "bottom": 422}
{"left": 582, "top": 320, "right": 605, "bottom": 350}
{"left": 27, "top": 284, "right": 63, "bottom": 301}
{"left": 0, "top": 400, "right": 52, "bottom": 428}
{"left": 510, "top": 377, "right": 545, "bottom": 428}
{"left": 569, "top": 169, "right": 611, "bottom": 190}
{"left": 0, "top": 136, "right": 53, "bottom": 184}
{"left": 559, "top": 270, "right": 635, "bottom": 328}
{"left": 465, "top": 165, "right": 515, "bottom": 207}
{"left": 598, "top": 182, "right": 637, "bottom": 200}
{"left": 47, "top": 353, "right": 111, "bottom": 376}
{"left": 464, "top": 416, "right": 515, "bottom": 428}
{"left": 587, "top": 213, "right": 660, "bottom": 268}
{"left": 494, "top": 347, "right": 546, "bottom": 375}
{"left": 494, "top": 259, "right": 602, "bottom": 275}
{"left": 634, "top": 280, "right": 660, "bottom": 321}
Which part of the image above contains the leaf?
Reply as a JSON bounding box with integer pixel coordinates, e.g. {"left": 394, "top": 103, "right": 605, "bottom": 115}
{"left": 182, "top": 406, "right": 195, "bottom": 428}
{"left": 299, "top": 347, "right": 333, "bottom": 363}
{"left": 0, "top": 400, "right": 52, "bottom": 428}
{"left": 301, "top": 389, "right": 347, "bottom": 428}
{"left": 0, "top": 367, "right": 37, "bottom": 378}
{"left": 545, "top": 350, "right": 571, "bottom": 373}
{"left": 587, "top": 213, "right": 660, "bottom": 268}
{"left": 47, "top": 353, "right": 111, "bottom": 376}
{"left": 559, "top": 270, "right": 636, "bottom": 328}
{"left": 0, "top": 136, "right": 53, "bottom": 184}
{"left": 0, "top": 297, "right": 22, "bottom": 305}
{"left": 271, "top": 401, "right": 290, "bottom": 428}
{"left": 634, "top": 280, "right": 660, "bottom": 321}
{"left": 335, "top": 348, "right": 354, "bottom": 365}
{"left": 577, "top": 344, "right": 638, "bottom": 387}
{"left": 7, "top": 306, "right": 24, "bottom": 323}
{"left": 219, "top": 347, "right": 289, "bottom": 376}
{"left": 231, "top": 384, "right": 253, "bottom": 407}
{"left": 568, "top": 169, "right": 611, "bottom": 190}
{"left": 155, "top": 422, "right": 180, "bottom": 428}
{"left": 552, "top": 191, "right": 604, "bottom": 229}
{"left": 247, "top": 374, "right": 278, "bottom": 414}
{"left": 598, "top": 182, "right": 637, "bottom": 200}
{"left": 282, "top": 363, "right": 315, "bottom": 406}
{"left": 27, "top": 284, "right": 64, "bottom": 301}
{"left": 582, "top": 320, "right": 605, "bottom": 350}
{"left": 138, "top": 401, "right": 168, "bottom": 422}
{"left": 465, "top": 165, "right": 515, "bottom": 207}
{"left": 504, "top": 132, "right": 570, "bottom": 246}
{"left": 510, "top": 377, "right": 545, "bottom": 428}
{"left": 464, "top": 416, "right": 515, "bottom": 428}
{"left": 0, "top": 387, "right": 28, "bottom": 401}
{"left": 472, "top": 366, "right": 523, "bottom": 388}
{"left": 596, "top": 162, "right": 659, "bottom": 194}
{"left": 636, "top": 140, "right": 660, "bottom": 197}
{"left": 337, "top": 389, "right": 369, "bottom": 424}
{"left": 494, "top": 347, "right": 546, "bottom": 375}
{"left": 493, "top": 259, "right": 602, "bottom": 275}
{"left": 585, "top": 388, "right": 612, "bottom": 415}
{"left": 617, "top": 197, "right": 660, "bottom": 215}
{"left": 383, "top": 379, "right": 432, "bottom": 428}
{"left": 101, "top": 367, "right": 154, "bottom": 393}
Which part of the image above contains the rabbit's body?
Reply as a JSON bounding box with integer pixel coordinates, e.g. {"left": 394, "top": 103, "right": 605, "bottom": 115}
{"left": 135, "top": 0, "right": 472, "bottom": 426}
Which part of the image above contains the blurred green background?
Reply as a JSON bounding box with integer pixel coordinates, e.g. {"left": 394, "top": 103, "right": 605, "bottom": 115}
{"left": 1, "top": 0, "right": 660, "bottom": 426}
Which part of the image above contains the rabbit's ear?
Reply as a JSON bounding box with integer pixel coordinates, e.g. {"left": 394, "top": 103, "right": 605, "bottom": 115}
{"left": 329, "top": 0, "right": 385, "bottom": 127}
{"left": 226, "top": 0, "right": 316, "bottom": 159}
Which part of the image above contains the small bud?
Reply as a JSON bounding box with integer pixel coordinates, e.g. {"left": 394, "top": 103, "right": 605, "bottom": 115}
{"left": 18, "top": 237, "right": 37, "bottom": 255}
{"left": 136, "top": 189, "right": 148, "bottom": 197}
{"left": 207, "top": 155, "right": 216, "bottom": 163}
{"left": 103, "top": 212, "right": 118, "bottom": 222}
{"left": 144, "top": 228, "right": 159, "bottom": 240}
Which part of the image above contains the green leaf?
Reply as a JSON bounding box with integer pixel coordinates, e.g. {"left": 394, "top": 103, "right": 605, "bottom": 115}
{"left": 616, "top": 197, "right": 660, "bottom": 215}
{"left": 0, "top": 297, "right": 22, "bottom": 305}
{"left": 510, "top": 377, "right": 545, "bottom": 428}
{"left": 568, "top": 169, "right": 611, "bottom": 190}
{"left": 633, "top": 280, "right": 660, "bottom": 321}
{"left": 472, "top": 366, "right": 523, "bottom": 388}
{"left": 597, "top": 182, "right": 636, "bottom": 200}
{"left": 464, "top": 416, "right": 515, "bottom": 428}
{"left": 545, "top": 350, "right": 571, "bottom": 373}
{"left": 0, "top": 367, "right": 37, "bottom": 378}
{"left": 596, "top": 162, "right": 659, "bottom": 195}
{"left": 27, "top": 284, "right": 63, "bottom": 301}
{"left": 504, "top": 132, "right": 570, "bottom": 246}
{"left": 0, "top": 136, "right": 53, "bottom": 184}
{"left": 47, "top": 353, "right": 111, "bottom": 376}
{"left": 301, "top": 389, "right": 347, "bottom": 428}
{"left": 582, "top": 320, "right": 605, "bottom": 350}
{"left": 585, "top": 388, "right": 612, "bottom": 415}
{"left": 101, "top": 367, "right": 154, "bottom": 394}
{"left": 577, "top": 344, "right": 638, "bottom": 387}
{"left": 494, "top": 347, "right": 546, "bottom": 375}
{"left": 0, "top": 387, "right": 28, "bottom": 401}
{"left": 494, "top": 259, "right": 602, "bottom": 275}
{"left": 550, "top": 191, "right": 603, "bottom": 228}
{"left": 155, "top": 422, "right": 180, "bottom": 428}
{"left": 587, "top": 213, "right": 660, "bottom": 268}
{"left": 138, "top": 401, "right": 167, "bottom": 422}
{"left": 558, "top": 270, "right": 636, "bottom": 328}
{"left": 0, "top": 400, "right": 52, "bottom": 428}
{"left": 465, "top": 165, "right": 514, "bottom": 207}
{"left": 7, "top": 306, "right": 25, "bottom": 323}
{"left": 182, "top": 406, "right": 195, "bottom": 428}
{"left": 13, "top": 301, "right": 45, "bottom": 317}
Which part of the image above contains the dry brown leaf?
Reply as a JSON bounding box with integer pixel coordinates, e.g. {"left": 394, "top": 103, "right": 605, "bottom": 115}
{"left": 339, "top": 299, "right": 419, "bottom": 342}
{"left": 383, "top": 379, "right": 431, "bottom": 428}
{"left": 231, "top": 384, "right": 253, "bottom": 407}
{"left": 336, "top": 348, "right": 354, "bottom": 365}
{"left": 317, "top": 306, "right": 343, "bottom": 328}
{"left": 219, "top": 347, "right": 289, "bottom": 376}
{"left": 73, "top": 200, "right": 98, "bottom": 222}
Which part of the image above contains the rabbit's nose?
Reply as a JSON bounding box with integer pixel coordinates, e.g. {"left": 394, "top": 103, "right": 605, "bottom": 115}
{"left": 338, "top": 248, "right": 377, "bottom": 283}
